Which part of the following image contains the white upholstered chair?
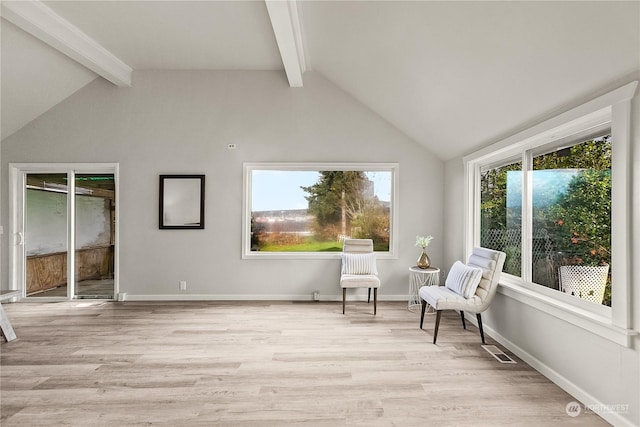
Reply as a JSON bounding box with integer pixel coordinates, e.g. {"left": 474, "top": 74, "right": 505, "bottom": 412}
{"left": 419, "top": 247, "right": 505, "bottom": 344}
{"left": 340, "top": 239, "right": 380, "bottom": 315}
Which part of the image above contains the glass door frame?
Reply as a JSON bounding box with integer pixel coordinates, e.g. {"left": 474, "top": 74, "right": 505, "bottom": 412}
{"left": 9, "top": 163, "right": 119, "bottom": 301}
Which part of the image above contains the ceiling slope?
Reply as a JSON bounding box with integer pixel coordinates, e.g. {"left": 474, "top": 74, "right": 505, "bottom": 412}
{"left": 1, "top": 19, "right": 98, "bottom": 139}
{"left": 3, "top": 1, "right": 639, "bottom": 156}
{"left": 1, "top": 0, "right": 286, "bottom": 140}
{"left": 2, "top": 0, "right": 132, "bottom": 86}
{"left": 42, "top": 0, "right": 283, "bottom": 70}
{"left": 301, "top": 1, "right": 640, "bottom": 160}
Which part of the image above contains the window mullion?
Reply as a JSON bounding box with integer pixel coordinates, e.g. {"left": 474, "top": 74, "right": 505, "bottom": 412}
{"left": 463, "top": 160, "right": 478, "bottom": 261}
{"left": 521, "top": 151, "right": 533, "bottom": 283}
{"left": 67, "top": 170, "right": 76, "bottom": 300}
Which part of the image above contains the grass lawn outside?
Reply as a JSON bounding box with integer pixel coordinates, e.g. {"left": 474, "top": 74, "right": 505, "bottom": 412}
{"left": 259, "top": 240, "right": 343, "bottom": 252}
{"left": 258, "top": 239, "right": 389, "bottom": 252}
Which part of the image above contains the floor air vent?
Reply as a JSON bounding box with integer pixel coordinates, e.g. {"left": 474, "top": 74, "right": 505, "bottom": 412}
{"left": 482, "top": 345, "right": 516, "bottom": 364}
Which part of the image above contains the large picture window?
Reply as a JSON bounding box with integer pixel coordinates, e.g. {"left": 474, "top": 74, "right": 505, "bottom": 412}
{"left": 464, "top": 81, "right": 636, "bottom": 346}
{"left": 480, "top": 136, "right": 612, "bottom": 306}
{"left": 243, "top": 163, "right": 398, "bottom": 258}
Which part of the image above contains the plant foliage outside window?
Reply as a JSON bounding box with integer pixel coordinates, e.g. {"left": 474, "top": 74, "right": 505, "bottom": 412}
{"left": 250, "top": 169, "right": 392, "bottom": 253}
{"left": 480, "top": 135, "right": 612, "bottom": 306}
{"left": 480, "top": 160, "right": 522, "bottom": 277}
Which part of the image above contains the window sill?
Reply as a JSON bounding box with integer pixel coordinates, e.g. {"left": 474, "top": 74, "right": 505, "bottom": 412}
{"left": 242, "top": 252, "right": 397, "bottom": 260}
{"left": 497, "top": 281, "right": 636, "bottom": 347}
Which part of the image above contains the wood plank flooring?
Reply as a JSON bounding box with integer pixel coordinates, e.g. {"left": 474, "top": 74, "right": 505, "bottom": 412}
{"left": 1, "top": 301, "right": 608, "bottom": 426}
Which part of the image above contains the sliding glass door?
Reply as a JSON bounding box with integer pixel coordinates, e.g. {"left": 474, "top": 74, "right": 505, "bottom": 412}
{"left": 11, "top": 165, "right": 118, "bottom": 300}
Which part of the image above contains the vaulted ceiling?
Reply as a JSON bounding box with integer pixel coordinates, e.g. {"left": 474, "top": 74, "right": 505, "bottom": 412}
{"left": 2, "top": 1, "right": 639, "bottom": 160}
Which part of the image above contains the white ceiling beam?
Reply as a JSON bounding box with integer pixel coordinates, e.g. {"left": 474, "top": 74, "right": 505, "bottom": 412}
{"left": 265, "top": 0, "right": 305, "bottom": 87}
{"left": 1, "top": 0, "right": 132, "bottom": 87}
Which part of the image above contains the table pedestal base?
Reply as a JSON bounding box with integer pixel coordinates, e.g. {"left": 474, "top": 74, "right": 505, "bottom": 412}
{"left": 408, "top": 266, "right": 440, "bottom": 312}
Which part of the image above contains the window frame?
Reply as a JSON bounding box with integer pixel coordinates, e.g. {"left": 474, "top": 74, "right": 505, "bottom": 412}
{"left": 463, "top": 82, "right": 637, "bottom": 347}
{"left": 242, "top": 162, "right": 399, "bottom": 259}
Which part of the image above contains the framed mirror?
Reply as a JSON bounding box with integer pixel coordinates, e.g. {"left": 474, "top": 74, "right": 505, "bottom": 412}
{"left": 159, "top": 175, "right": 205, "bottom": 229}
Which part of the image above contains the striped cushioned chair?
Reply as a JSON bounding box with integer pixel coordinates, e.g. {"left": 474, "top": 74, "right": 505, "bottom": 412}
{"left": 419, "top": 247, "right": 505, "bottom": 344}
{"left": 340, "top": 239, "right": 380, "bottom": 315}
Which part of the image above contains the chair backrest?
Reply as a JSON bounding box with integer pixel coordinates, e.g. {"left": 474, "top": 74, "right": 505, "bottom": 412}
{"left": 342, "top": 238, "right": 374, "bottom": 254}
{"left": 467, "top": 247, "right": 506, "bottom": 312}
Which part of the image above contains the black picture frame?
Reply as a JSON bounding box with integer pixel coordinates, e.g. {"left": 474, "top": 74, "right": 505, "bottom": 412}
{"left": 159, "top": 174, "right": 205, "bottom": 229}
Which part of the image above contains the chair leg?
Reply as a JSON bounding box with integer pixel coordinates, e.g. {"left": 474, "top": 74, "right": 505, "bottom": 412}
{"left": 420, "top": 299, "right": 427, "bottom": 329}
{"left": 373, "top": 288, "right": 377, "bottom": 315}
{"left": 342, "top": 288, "right": 346, "bottom": 314}
{"left": 433, "top": 310, "right": 442, "bottom": 344}
{"left": 477, "top": 313, "right": 486, "bottom": 344}
{"left": 460, "top": 311, "right": 466, "bottom": 329}
{"left": 368, "top": 288, "right": 371, "bottom": 304}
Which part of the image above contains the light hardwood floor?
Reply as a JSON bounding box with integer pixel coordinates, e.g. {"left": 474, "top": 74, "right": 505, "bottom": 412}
{"left": 1, "top": 301, "right": 608, "bottom": 426}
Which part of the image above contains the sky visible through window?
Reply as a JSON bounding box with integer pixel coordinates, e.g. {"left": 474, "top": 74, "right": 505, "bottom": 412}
{"left": 252, "top": 170, "right": 392, "bottom": 212}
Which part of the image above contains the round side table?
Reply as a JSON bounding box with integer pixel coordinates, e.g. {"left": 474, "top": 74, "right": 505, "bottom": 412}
{"left": 408, "top": 266, "right": 440, "bottom": 312}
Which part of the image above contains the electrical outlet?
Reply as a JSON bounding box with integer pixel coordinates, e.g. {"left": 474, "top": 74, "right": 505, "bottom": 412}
{"left": 313, "top": 291, "right": 320, "bottom": 301}
{"left": 179, "top": 280, "right": 187, "bottom": 291}
{"left": 227, "top": 143, "right": 236, "bottom": 150}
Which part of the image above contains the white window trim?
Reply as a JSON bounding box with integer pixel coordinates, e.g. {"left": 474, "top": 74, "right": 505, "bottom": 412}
{"left": 463, "top": 81, "right": 637, "bottom": 347}
{"left": 242, "top": 162, "right": 399, "bottom": 259}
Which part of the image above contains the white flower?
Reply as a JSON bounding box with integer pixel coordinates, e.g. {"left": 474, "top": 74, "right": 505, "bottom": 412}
{"left": 415, "top": 235, "right": 434, "bottom": 249}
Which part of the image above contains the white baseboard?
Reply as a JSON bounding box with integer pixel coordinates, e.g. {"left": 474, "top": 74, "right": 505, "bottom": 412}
{"left": 466, "top": 315, "right": 635, "bottom": 427}
{"left": 121, "top": 293, "right": 409, "bottom": 302}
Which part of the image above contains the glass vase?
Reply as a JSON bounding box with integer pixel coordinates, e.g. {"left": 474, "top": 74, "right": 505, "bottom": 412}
{"left": 417, "top": 249, "right": 431, "bottom": 269}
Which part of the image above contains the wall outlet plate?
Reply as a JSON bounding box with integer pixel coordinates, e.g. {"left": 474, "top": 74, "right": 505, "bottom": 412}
{"left": 179, "top": 280, "right": 187, "bottom": 291}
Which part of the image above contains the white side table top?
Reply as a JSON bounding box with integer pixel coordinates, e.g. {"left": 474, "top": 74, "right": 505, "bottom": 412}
{"left": 409, "top": 266, "right": 440, "bottom": 274}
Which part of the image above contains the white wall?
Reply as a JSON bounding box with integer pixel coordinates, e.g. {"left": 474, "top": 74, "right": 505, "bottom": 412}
{"left": 1, "top": 70, "right": 444, "bottom": 300}
{"left": 443, "top": 90, "right": 640, "bottom": 426}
